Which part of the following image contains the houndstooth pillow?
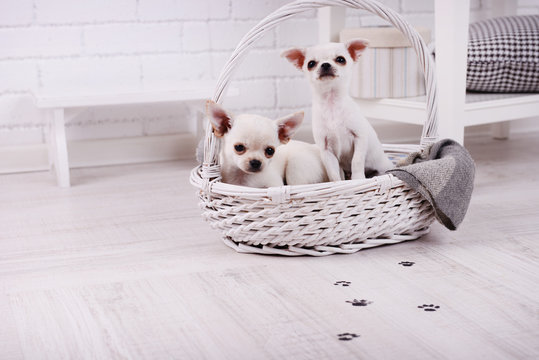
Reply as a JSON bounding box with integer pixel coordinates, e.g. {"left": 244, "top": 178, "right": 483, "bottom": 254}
{"left": 467, "top": 15, "right": 539, "bottom": 93}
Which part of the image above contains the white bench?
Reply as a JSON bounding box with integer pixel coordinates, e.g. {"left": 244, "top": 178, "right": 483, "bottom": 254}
{"left": 34, "top": 84, "right": 228, "bottom": 187}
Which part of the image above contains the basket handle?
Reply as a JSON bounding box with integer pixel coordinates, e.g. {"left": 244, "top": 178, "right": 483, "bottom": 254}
{"left": 203, "top": 0, "right": 438, "bottom": 171}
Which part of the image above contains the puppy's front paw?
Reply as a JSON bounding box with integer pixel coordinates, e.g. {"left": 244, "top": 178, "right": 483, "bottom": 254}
{"left": 351, "top": 172, "right": 366, "bottom": 180}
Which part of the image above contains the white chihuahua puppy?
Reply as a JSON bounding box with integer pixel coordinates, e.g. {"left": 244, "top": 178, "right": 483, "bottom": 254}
{"left": 206, "top": 101, "right": 327, "bottom": 188}
{"left": 282, "top": 39, "right": 394, "bottom": 181}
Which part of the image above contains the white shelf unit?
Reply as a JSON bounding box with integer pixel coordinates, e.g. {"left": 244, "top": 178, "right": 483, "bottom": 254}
{"left": 318, "top": 0, "right": 539, "bottom": 144}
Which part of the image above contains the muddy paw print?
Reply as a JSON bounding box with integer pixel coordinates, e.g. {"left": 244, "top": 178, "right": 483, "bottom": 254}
{"left": 418, "top": 304, "right": 440, "bottom": 312}
{"left": 334, "top": 281, "right": 351, "bottom": 287}
{"left": 338, "top": 333, "right": 360, "bottom": 341}
{"left": 399, "top": 261, "right": 415, "bottom": 267}
{"left": 346, "top": 299, "right": 372, "bottom": 307}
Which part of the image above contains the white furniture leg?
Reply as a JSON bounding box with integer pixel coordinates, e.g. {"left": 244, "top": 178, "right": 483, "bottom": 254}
{"left": 491, "top": 121, "right": 511, "bottom": 140}
{"left": 434, "top": 0, "right": 470, "bottom": 145}
{"left": 318, "top": 6, "right": 345, "bottom": 43}
{"left": 51, "top": 108, "right": 71, "bottom": 187}
{"left": 488, "top": 0, "right": 517, "bottom": 140}
{"left": 490, "top": 122, "right": 510, "bottom": 140}
{"left": 46, "top": 110, "right": 55, "bottom": 170}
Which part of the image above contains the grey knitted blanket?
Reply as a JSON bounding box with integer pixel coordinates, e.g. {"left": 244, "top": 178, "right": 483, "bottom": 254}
{"left": 387, "top": 139, "right": 475, "bottom": 230}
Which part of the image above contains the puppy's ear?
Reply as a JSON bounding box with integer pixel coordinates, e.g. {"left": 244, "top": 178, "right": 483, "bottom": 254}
{"left": 206, "top": 100, "right": 233, "bottom": 137}
{"left": 275, "top": 111, "right": 304, "bottom": 144}
{"left": 281, "top": 48, "right": 306, "bottom": 70}
{"left": 345, "top": 38, "right": 369, "bottom": 62}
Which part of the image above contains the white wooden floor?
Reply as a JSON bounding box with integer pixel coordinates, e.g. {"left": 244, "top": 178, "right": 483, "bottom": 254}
{"left": 1, "top": 132, "right": 538, "bottom": 360}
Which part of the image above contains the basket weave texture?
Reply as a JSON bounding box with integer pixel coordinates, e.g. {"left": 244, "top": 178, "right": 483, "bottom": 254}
{"left": 190, "top": 0, "right": 439, "bottom": 256}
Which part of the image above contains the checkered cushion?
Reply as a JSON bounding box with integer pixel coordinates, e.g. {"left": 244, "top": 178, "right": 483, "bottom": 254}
{"left": 467, "top": 15, "right": 539, "bottom": 92}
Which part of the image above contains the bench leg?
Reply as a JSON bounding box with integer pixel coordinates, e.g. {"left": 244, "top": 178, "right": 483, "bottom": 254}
{"left": 49, "top": 108, "right": 71, "bottom": 187}
{"left": 491, "top": 121, "right": 510, "bottom": 140}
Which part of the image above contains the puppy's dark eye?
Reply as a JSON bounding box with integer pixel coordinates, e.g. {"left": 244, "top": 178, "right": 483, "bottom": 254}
{"left": 264, "top": 147, "right": 275, "bottom": 158}
{"left": 307, "top": 60, "right": 317, "bottom": 69}
{"left": 335, "top": 56, "right": 346, "bottom": 65}
{"left": 234, "top": 144, "right": 245, "bottom": 154}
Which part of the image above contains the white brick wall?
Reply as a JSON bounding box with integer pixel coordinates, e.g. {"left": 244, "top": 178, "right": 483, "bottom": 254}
{"left": 276, "top": 78, "right": 312, "bottom": 108}
{"left": 1, "top": 0, "right": 538, "bottom": 148}
{"left": 230, "top": 0, "right": 291, "bottom": 20}
{"left": 138, "top": 0, "right": 230, "bottom": 21}
{"left": 0, "top": 26, "right": 83, "bottom": 58}
{"left": 35, "top": 0, "right": 137, "bottom": 24}
{"left": 209, "top": 20, "right": 276, "bottom": 50}
{"left": 0, "top": 61, "right": 38, "bottom": 93}
{"left": 84, "top": 24, "right": 182, "bottom": 55}
{"left": 183, "top": 22, "right": 211, "bottom": 52}
{"left": 141, "top": 54, "right": 212, "bottom": 90}
{"left": 0, "top": 0, "right": 34, "bottom": 27}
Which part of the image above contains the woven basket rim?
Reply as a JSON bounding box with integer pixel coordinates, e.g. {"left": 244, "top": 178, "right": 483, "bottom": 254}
{"left": 190, "top": 165, "right": 407, "bottom": 200}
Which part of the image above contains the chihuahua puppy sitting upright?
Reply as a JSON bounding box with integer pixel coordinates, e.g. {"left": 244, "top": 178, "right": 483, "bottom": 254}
{"left": 206, "top": 101, "right": 328, "bottom": 188}
{"left": 282, "top": 39, "right": 394, "bottom": 181}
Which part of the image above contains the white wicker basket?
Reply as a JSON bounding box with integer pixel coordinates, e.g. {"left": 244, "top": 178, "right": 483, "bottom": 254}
{"left": 190, "top": 0, "right": 439, "bottom": 256}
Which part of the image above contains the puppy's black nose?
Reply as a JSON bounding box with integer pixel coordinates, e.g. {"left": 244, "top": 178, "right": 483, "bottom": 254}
{"left": 249, "top": 159, "right": 261, "bottom": 170}
{"left": 321, "top": 62, "right": 331, "bottom": 70}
